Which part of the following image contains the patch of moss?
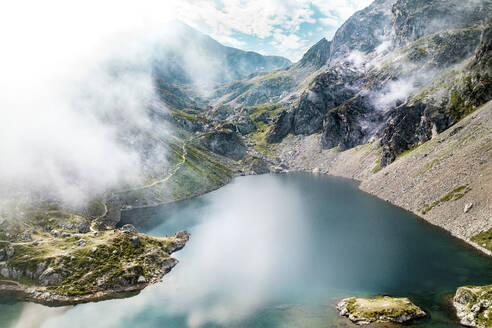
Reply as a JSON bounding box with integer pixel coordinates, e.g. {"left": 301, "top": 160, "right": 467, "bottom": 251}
{"left": 343, "top": 296, "right": 425, "bottom": 322}
{"left": 421, "top": 185, "right": 471, "bottom": 214}
{"left": 415, "top": 158, "right": 440, "bottom": 177}
{"left": 371, "top": 161, "right": 381, "bottom": 173}
{"left": 448, "top": 89, "right": 475, "bottom": 120}
{"left": 471, "top": 228, "right": 492, "bottom": 252}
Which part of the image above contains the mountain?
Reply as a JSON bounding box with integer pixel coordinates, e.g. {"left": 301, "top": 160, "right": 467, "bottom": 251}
{"left": 297, "top": 38, "right": 331, "bottom": 69}
{"left": 151, "top": 22, "right": 291, "bottom": 86}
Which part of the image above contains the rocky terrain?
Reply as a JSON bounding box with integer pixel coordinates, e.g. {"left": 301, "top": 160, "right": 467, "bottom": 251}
{"left": 0, "top": 204, "right": 190, "bottom": 305}
{"left": 454, "top": 285, "right": 492, "bottom": 328}
{"left": 336, "top": 296, "right": 426, "bottom": 325}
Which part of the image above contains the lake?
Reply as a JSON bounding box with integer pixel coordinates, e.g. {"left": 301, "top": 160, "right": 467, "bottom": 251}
{"left": 1, "top": 173, "right": 491, "bottom": 328}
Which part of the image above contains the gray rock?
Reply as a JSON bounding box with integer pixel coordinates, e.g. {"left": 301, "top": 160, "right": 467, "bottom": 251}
{"left": 174, "top": 230, "right": 190, "bottom": 240}
{"left": 39, "top": 267, "right": 63, "bottom": 286}
{"left": 77, "top": 220, "right": 90, "bottom": 234}
{"left": 266, "top": 110, "right": 294, "bottom": 143}
{"left": 21, "top": 232, "right": 32, "bottom": 241}
{"left": 130, "top": 236, "right": 140, "bottom": 246}
{"left": 121, "top": 224, "right": 138, "bottom": 234}
{"left": 201, "top": 130, "right": 247, "bottom": 160}
{"left": 464, "top": 203, "right": 473, "bottom": 213}
{"left": 6, "top": 246, "right": 14, "bottom": 258}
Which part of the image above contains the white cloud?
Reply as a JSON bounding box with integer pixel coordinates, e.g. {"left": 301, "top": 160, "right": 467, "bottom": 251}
{"left": 312, "top": 0, "right": 373, "bottom": 22}
{"left": 210, "top": 33, "right": 247, "bottom": 48}
{"left": 269, "top": 30, "right": 311, "bottom": 61}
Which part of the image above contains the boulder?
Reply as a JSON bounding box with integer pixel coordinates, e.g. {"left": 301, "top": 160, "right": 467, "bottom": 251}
{"left": 77, "top": 220, "right": 91, "bottom": 234}
{"left": 121, "top": 224, "right": 138, "bottom": 234}
{"left": 6, "top": 246, "right": 14, "bottom": 258}
{"left": 39, "top": 267, "right": 64, "bottom": 286}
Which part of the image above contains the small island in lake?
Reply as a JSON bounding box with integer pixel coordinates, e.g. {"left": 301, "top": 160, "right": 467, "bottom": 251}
{"left": 337, "top": 296, "right": 426, "bottom": 325}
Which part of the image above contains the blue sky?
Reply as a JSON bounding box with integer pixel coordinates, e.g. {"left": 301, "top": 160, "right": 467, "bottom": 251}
{"left": 175, "top": 0, "right": 373, "bottom": 61}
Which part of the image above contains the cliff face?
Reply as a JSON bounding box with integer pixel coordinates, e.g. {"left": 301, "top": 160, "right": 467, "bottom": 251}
{"left": 391, "top": 0, "right": 491, "bottom": 47}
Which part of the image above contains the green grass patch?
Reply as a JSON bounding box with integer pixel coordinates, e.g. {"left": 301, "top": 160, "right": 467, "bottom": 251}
{"left": 421, "top": 185, "right": 471, "bottom": 214}
{"left": 471, "top": 228, "right": 492, "bottom": 252}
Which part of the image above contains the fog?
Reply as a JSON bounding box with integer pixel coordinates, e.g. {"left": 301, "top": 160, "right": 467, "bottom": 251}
{"left": 33, "top": 175, "right": 310, "bottom": 328}
{"left": 0, "top": 2, "right": 170, "bottom": 209}
{"left": 0, "top": 2, "right": 234, "bottom": 210}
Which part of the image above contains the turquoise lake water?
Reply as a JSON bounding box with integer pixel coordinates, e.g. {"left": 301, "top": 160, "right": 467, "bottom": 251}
{"left": 1, "top": 173, "right": 491, "bottom": 328}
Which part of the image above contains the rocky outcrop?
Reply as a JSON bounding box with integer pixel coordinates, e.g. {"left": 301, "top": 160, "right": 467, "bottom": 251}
{"left": 454, "top": 285, "right": 492, "bottom": 328}
{"left": 322, "top": 95, "right": 384, "bottom": 150}
{"left": 378, "top": 25, "right": 492, "bottom": 166}
{"left": 297, "top": 38, "right": 331, "bottom": 69}
{"left": 337, "top": 296, "right": 426, "bottom": 325}
{"left": 391, "top": 0, "right": 491, "bottom": 47}
{"left": 266, "top": 110, "right": 294, "bottom": 143}
{"left": 329, "top": 0, "right": 396, "bottom": 60}
{"left": 292, "top": 67, "right": 360, "bottom": 136}
{"left": 201, "top": 130, "right": 247, "bottom": 160}
{"left": 379, "top": 103, "right": 444, "bottom": 166}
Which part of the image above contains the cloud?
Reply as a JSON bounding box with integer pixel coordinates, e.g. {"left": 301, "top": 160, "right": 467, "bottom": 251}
{"left": 312, "top": 0, "right": 373, "bottom": 23}
{"left": 0, "top": 1, "right": 184, "bottom": 209}
{"left": 36, "top": 176, "right": 310, "bottom": 328}
{"left": 371, "top": 77, "right": 419, "bottom": 112}
{"left": 210, "top": 33, "right": 247, "bottom": 48}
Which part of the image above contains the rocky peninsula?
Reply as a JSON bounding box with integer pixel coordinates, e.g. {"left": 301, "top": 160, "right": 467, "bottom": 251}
{"left": 0, "top": 205, "right": 189, "bottom": 306}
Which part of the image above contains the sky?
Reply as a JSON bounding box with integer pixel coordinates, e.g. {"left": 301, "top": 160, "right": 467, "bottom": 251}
{"left": 177, "top": 0, "right": 374, "bottom": 61}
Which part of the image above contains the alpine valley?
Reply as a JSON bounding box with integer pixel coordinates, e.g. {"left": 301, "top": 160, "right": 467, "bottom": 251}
{"left": 1, "top": 0, "right": 492, "bottom": 327}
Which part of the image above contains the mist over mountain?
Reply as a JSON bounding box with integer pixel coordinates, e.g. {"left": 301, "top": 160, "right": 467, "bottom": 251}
{"left": 151, "top": 22, "right": 291, "bottom": 87}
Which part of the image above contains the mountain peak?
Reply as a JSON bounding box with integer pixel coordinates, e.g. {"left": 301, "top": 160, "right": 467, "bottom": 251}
{"left": 298, "top": 37, "right": 331, "bottom": 69}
